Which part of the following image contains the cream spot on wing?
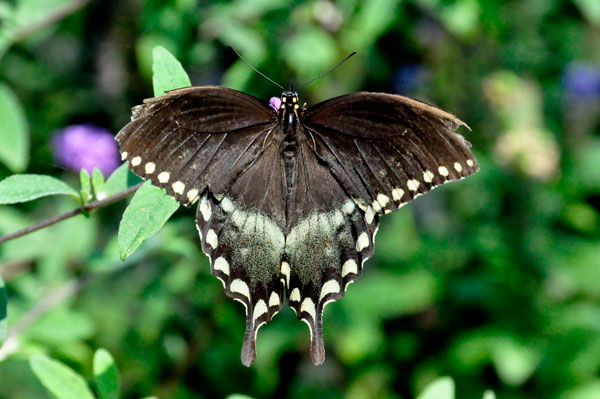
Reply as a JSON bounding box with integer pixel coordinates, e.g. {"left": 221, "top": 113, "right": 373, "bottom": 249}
{"left": 320, "top": 280, "right": 341, "bottom": 302}
{"left": 269, "top": 292, "right": 280, "bottom": 307}
{"left": 213, "top": 256, "right": 229, "bottom": 275}
{"left": 342, "top": 259, "right": 358, "bottom": 277}
{"left": 377, "top": 193, "right": 390, "bottom": 208}
{"left": 206, "top": 229, "right": 218, "bottom": 249}
{"left": 438, "top": 166, "right": 449, "bottom": 177}
{"left": 392, "top": 188, "right": 404, "bottom": 202}
{"left": 281, "top": 261, "right": 291, "bottom": 288}
{"left": 186, "top": 189, "right": 199, "bottom": 202}
{"left": 354, "top": 198, "right": 368, "bottom": 212}
{"left": 131, "top": 156, "right": 141, "bottom": 167}
{"left": 199, "top": 197, "right": 212, "bottom": 221}
{"left": 121, "top": 151, "right": 128, "bottom": 161}
{"left": 220, "top": 196, "right": 235, "bottom": 213}
{"left": 253, "top": 299, "right": 268, "bottom": 321}
{"left": 365, "top": 206, "right": 375, "bottom": 224}
{"left": 172, "top": 181, "right": 185, "bottom": 194}
{"left": 356, "top": 232, "right": 369, "bottom": 251}
{"left": 230, "top": 279, "right": 250, "bottom": 300}
{"left": 145, "top": 162, "right": 155, "bottom": 174}
{"left": 454, "top": 162, "right": 463, "bottom": 172}
{"left": 343, "top": 199, "right": 355, "bottom": 215}
{"left": 290, "top": 288, "right": 301, "bottom": 302}
{"left": 423, "top": 170, "right": 434, "bottom": 183}
{"left": 301, "top": 298, "right": 316, "bottom": 319}
{"left": 407, "top": 179, "right": 420, "bottom": 191}
{"left": 372, "top": 200, "right": 382, "bottom": 213}
{"left": 467, "top": 159, "right": 474, "bottom": 167}
{"left": 158, "top": 171, "right": 170, "bottom": 183}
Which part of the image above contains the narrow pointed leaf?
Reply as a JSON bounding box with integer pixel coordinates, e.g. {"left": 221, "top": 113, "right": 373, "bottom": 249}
{"left": 152, "top": 46, "right": 191, "bottom": 97}
{"left": 80, "top": 169, "right": 92, "bottom": 203}
{"left": 0, "top": 83, "right": 28, "bottom": 172}
{"left": 92, "top": 168, "right": 105, "bottom": 199}
{"left": 118, "top": 181, "right": 179, "bottom": 260}
{"left": 0, "top": 174, "right": 80, "bottom": 204}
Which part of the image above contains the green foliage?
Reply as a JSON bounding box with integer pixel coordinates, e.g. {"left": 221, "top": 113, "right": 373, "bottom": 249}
{"left": 0, "top": 1, "right": 599, "bottom": 399}
{"left": 94, "top": 348, "right": 120, "bottom": 399}
{"left": 29, "top": 354, "right": 95, "bottom": 399}
{"left": 80, "top": 169, "right": 92, "bottom": 204}
{"left": 98, "top": 163, "right": 141, "bottom": 200}
{"left": 118, "top": 181, "right": 179, "bottom": 260}
{"left": 152, "top": 45, "right": 191, "bottom": 96}
{"left": 0, "top": 83, "right": 28, "bottom": 172}
{"left": 0, "top": 174, "right": 79, "bottom": 204}
{"left": 91, "top": 169, "right": 105, "bottom": 201}
{"left": 417, "top": 377, "right": 454, "bottom": 399}
{"left": 0, "top": 274, "right": 6, "bottom": 345}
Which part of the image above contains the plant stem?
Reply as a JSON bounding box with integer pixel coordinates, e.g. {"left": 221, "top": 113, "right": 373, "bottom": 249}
{"left": 0, "top": 182, "right": 142, "bottom": 245}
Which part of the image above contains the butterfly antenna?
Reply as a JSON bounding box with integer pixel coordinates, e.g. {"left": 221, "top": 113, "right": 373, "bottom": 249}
{"left": 229, "top": 46, "right": 284, "bottom": 90}
{"left": 298, "top": 52, "right": 357, "bottom": 90}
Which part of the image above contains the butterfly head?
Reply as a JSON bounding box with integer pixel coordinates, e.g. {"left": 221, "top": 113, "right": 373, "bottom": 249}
{"left": 277, "top": 91, "right": 303, "bottom": 126}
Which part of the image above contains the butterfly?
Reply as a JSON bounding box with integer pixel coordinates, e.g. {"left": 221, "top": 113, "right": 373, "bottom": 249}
{"left": 115, "top": 78, "right": 478, "bottom": 366}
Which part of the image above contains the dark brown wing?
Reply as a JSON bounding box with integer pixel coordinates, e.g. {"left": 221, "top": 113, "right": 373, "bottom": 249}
{"left": 303, "top": 92, "right": 478, "bottom": 215}
{"left": 116, "top": 86, "right": 286, "bottom": 366}
{"left": 115, "top": 86, "right": 277, "bottom": 206}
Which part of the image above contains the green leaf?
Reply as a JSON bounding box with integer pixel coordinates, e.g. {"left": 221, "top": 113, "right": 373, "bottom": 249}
{"left": 92, "top": 168, "right": 105, "bottom": 199}
{"left": 0, "top": 174, "right": 80, "bottom": 204}
{"left": 0, "top": 83, "right": 29, "bottom": 172}
{"left": 29, "top": 354, "right": 95, "bottom": 399}
{"left": 0, "top": 273, "right": 6, "bottom": 346}
{"left": 417, "top": 377, "right": 455, "bottom": 399}
{"left": 118, "top": 181, "right": 179, "bottom": 260}
{"left": 491, "top": 338, "right": 540, "bottom": 386}
{"left": 80, "top": 169, "right": 92, "bottom": 203}
{"left": 98, "top": 163, "right": 141, "bottom": 200}
{"left": 573, "top": 0, "right": 600, "bottom": 25}
{"left": 482, "top": 390, "right": 496, "bottom": 399}
{"left": 94, "top": 348, "right": 120, "bottom": 399}
{"left": 152, "top": 46, "right": 191, "bottom": 96}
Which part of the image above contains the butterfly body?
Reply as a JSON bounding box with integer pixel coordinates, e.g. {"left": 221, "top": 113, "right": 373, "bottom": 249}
{"left": 116, "top": 85, "right": 478, "bottom": 366}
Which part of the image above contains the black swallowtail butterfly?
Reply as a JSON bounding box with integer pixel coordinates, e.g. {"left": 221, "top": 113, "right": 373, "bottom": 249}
{"left": 116, "top": 79, "right": 478, "bottom": 366}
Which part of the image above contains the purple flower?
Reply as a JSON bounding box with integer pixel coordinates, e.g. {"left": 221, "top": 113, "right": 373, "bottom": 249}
{"left": 53, "top": 124, "right": 120, "bottom": 175}
{"left": 269, "top": 96, "right": 282, "bottom": 111}
{"left": 562, "top": 62, "right": 600, "bottom": 98}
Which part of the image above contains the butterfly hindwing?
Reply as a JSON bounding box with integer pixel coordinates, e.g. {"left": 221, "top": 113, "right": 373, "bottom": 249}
{"left": 283, "top": 139, "right": 380, "bottom": 364}
{"left": 194, "top": 139, "right": 288, "bottom": 366}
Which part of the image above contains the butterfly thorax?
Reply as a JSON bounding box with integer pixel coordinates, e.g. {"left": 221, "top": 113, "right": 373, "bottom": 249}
{"left": 279, "top": 91, "right": 302, "bottom": 126}
{"left": 279, "top": 92, "right": 302, "bottom": 210}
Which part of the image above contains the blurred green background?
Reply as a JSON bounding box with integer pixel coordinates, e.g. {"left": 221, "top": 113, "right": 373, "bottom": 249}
{"left": 1, "top": 0, "right": 600, "bottom": 398}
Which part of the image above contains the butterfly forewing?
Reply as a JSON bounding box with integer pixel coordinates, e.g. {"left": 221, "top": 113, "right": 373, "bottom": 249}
{"left": 115, "top": 87, "right": 277, "bottom": 206}
{"left": 303, "top": 92, "right": 479, "bottom": 217}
